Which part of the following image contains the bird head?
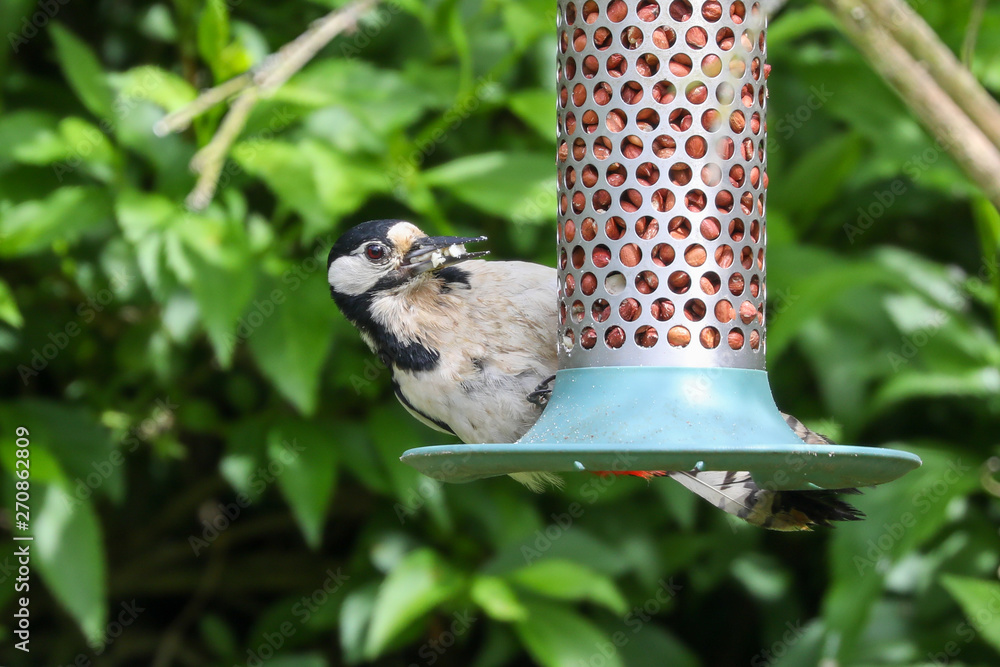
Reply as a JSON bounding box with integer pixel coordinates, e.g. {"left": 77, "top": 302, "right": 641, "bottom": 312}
{"left": 327, "top": 220, "right": 488, "bottom": 302}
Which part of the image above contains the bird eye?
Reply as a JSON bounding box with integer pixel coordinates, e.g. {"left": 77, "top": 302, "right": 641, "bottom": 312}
{"left": 365, "top": 244, "right": 386, "bottom": 261}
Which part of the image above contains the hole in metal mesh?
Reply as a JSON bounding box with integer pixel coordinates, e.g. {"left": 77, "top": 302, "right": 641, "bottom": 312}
{"left": 561, "top": 31, "right": 569, "bottom": 53}
{"left": 572, "top": 245, "right": 586, "bottom": 268}
{"left": 667, "top": 270, "right": 690, "bottom": 293}
{"left": 582, "top": 326, "right": 597, "bottom": 348}
{"left": 701, "top": 109, "right": 721, "bottom": 131}
{"left": 594, "top": 27, "right": 613, "bottom": 50}
{"left": 651, "top": 81, "right": 676, "bottom": 104}
{"left": 652, "top": 298, "right": 674, "bottom": 320}
{"left": 621, "top": 81, "right": 643, "bottom": 105}
{"left": 715, "top": 299, "right": 735, "bottom": 322}
{"left": 750, "top": 329, "right": 760, "bottom": 350}
{"left": 668, "top": 54, "right": 692, "bottom": 77}
{"left": 637, "top": 108, "right": 660, "bottom": 131}
{"left": 668, "top": 0, "right": 692, "bottom": 21}
{"left": 583, "top": 164, "right": 599, "bottom": 187}
{"left": 702, "top": 54, "right": 722, "bottom": 77}
{"left": 757, "top": 247, "right": 764, "bottom": 270}
{"left": 717, "top": 27, "right": 735, "bottom": 50}
{"left": 621, "top": 26, "right": 643, "bottom": 50}
{"left": 741, "top": 83, "right": 754, "bottom": 107}
{"left": 582, "top": 272, "right": 597, "bottom": 295}
{"left": 559, "top": 194, "right": 568, "bottom": 215}
{"left": 593, "top": 244, "right": 611, "bottom": 267}
{"left": 607, "top": 53, "right": 627, "bottom": 77}
{"left": 729, "top": 56, "right": 746, "bottom": 78}
{"left": 564, "top": 328, "right": 575, "bottom": 349}
{"left": 741, "top": 31, "right": 754, "bottom": 52}
{"left": 620, "top": 297, "right": 641, "bottom": 321}
{"left": 730, "top": 110, "right": 746, "bottom": 133}
{"left": 714, "top": 244, "right": 734, "bottom": 268}
{"left": 684, "top": 298, "right": 706, "bottom": 321}
{"left": 636, "top": 216, "right": 659, "bottom": 239}
{"left": 560, "top": 301, "right": 567, "bottom": 323}
{"left": 606, "top": 216, "right": 627, "bottom": 240}
{"left": 653, "top": 26, "right": 676, "bottom": 48}
{"left": 606, "top": 108, "right": 627, "bottom": 132}
{"left": 701, "top": 217, "right": 721, "bottom": 239}
{"left": 685, "top": 26, "right": 707, "bottom": 48}
{"left": 751, "top": 112, "right": 761, "bottom": 134}
{"left": 685, "top": 81, "right": 708, "bottom": 104}
{"left": 566, "top": 57, "right": 577, "bottom": 79}
{"left": 728, "top": 272, "right": 745, "bottom": 296}
{"left": 729, "top": 165, "right": 745, "bottom": 187}
{"left": 620, "top": 189, "right": 642, "bottom": 212}
{"left": 636, "top": 54, "right": 660, "bottom": 77}
{"left": 582, "top": 110, "right": 599, "bottom": 133}
{"left": 684, "top": 243, "right": 706, "bottom": 266}
{"left": 572, "top": 138, "right": 587, "bottom": 159}
{"left": 606, "top": 271, "right": 627, "bottom": 294}
{"left": 620, "top": 244, "right": 642, "bottom": 267}
{"left": 606, "top": 325, "right": 626, "bottom": 348}
{"left": 732, "top": 0, "right": 746, "bottom": 22}
{"left": 740, "top": 191, "right": 754, "bottom": 215}
{"left": 566, "top": 2, "right": 578, "bottom": 23}
{"left": 749, "top": 274, "right": 760, "bottom": 297}
{"left": 728, "top": 328, "right": 744, "bottom": 349}
{"left": 669, "top": 163, "right": 692, "bottom": 186}
{"left": 702, "top": 0, "right": 722, "bottom": 21}
{"left": 565, "top": 166, "right": 577, "bottom": 188}
{"left": 759, "top": 28, "right": 766, "bottom": 51}
{"left": 668, "top": 216, "right": 691, "bottom": 238}
{"left": 583, "top": 55, "right": 599, "bottom": 78}
{"left": 717, "top": 136, "right": 734, "bottom": 159}
{"left": 637, "top": 0, "right": 660, "bottom": 21}
{"left": 668, "top": 108, "right": 692, "bottom": 132}
{"left": 573, "top": 28, "right": 587, "bottom": 52}
{"left": 593, "top": 299, "right": 610, "bottom": 322}
{"left": 573, "top": 83, "right": 587, "bottom": 106}
{"left": 593, "top": 189, "right": 612, "bottom": 212}
{"left": 700, "top": 326, "right": 720, "bottom": 348}
{"left": 621, "top": 134, "right": 643, "bottom": 159}
{"left": 651, "top": 188, "right": 674, "bottom": 211}
{"left": 717, "top": 81, "right": 735, "bottom": 104}
{"left": 583, "top": 0, "right": 599, "bottom": 22}
{"left": 565, "top": 274, "right": 576, "bottom": 296}
{"left": 652, "top": 243, "right": 675, "bottom": 266}
{"left": 560, "top": 86, "right": 569, "bottom": 108}
{"left": 582, "top": 217, "right": 598, "bottom": 240}
{"left": 685, "top": 189, "right": 706, "bottom": 212}
{"left": 595, "top": 82, "right": 613, "bottom": 105}
{"left": 729, "top": 218, "right": 745, "bottom": 241}
{"left": 636, "top": 162, "right": 660, "bottom": 185}
{"left": 716, "top": 190, "right": 734, "bottom": 213}
{"left": 701, "top": 162, "right": 721, "bottom": 185}
{"left": 701, "top": 271, "right": 721, "bottom": 295}
{"left": 750, "top": 218, "right": 760, "bottom": 241}
{"left": 572, "top": 191, "right": 586, "bottom": 213}
{"left": 572, "top": 299, "right": 586, "bottom": 321}
{"left": 667, "top": 325, "right": 691, "bottom": 347}
{"left": 636, "top": 270, "right": 659, "bottom": 293}
{"left": 607, "top": 0, "right": 628, "bottom": 22}
{"left": 636, "top": 325, "right": 659, "bottom": 347}
{"left": 564, "top": 219, "right": 577, "bottom": 241}
{"left": 560, "top": 247, "right": 568, "bottom": 268}
{"left": 652, "top": 134, "right": 676, "bottom": 158}
{"left": 565, "top": 111, "right": 577, "bottom": 134}
{"left": 559, "top": 140, "right": 569, "bottom": 162}
{"left": 740, "top": 246, "right": 753, "bottom": 270}
{"left": 594, "top": 136, "right": 613, "bottom": 159}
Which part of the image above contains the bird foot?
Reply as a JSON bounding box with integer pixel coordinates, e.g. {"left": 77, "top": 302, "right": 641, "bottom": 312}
{"left": 526, "top": 375, "right": 556, "bottom": 407}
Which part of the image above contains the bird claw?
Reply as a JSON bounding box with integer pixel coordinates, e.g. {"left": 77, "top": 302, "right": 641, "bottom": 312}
{"left": 526, "top": 375, "right": 556, "bottom": 407}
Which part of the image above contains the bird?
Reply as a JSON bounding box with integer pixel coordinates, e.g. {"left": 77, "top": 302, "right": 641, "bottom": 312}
{"left": 327, "top": 218, "right": 863, "bottom": 531}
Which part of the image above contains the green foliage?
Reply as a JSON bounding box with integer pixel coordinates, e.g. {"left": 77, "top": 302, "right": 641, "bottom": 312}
{"left": 1, "top": 1, "right": 999, "bottom": 666}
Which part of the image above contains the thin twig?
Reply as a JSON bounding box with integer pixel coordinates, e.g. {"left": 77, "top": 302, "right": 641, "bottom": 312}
{"left": 155, "top": 0, "right": 382, "bottom": 210}
{"left": 961, "top": 0, "right": 986, "bottom": 68}
{"left": 822, "top": 0, "right": 1000, "bottom": 211}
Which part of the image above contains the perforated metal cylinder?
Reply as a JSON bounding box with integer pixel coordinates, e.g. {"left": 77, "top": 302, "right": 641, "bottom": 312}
{"left": 556, "top": 0, "right": 767, "bottom": 369}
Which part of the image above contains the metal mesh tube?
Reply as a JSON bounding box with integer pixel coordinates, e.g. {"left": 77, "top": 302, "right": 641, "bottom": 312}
{"left": 556, "top": 0, "right": 768, "bottom": 369}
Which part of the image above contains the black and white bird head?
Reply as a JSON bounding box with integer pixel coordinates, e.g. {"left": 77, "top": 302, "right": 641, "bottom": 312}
{"left": 326, "top": 219, "right": 489, "bottom": 360}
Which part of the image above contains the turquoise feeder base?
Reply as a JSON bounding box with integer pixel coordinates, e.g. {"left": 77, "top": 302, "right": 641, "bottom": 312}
{"left": 400, "top": 367, "right": 921, "bottom": 491}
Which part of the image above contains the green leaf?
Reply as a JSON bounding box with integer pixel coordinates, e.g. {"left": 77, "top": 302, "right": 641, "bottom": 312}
{"left": 0, "top": 110, "right": 63, "bottom": 170}
{"left": 364, "top": 548, "right": 465, "bottom": 659}
{"left": 422, "top": 151, "right": 556, "bottom": 224}
{"left": 247, "top": 271, "right": 335, "bottom": 414}
{"left": 0, "top": 278, "right": 23, "bottom": 327}
{"left": 507, "top": 89, "right": 555, "bottom": 141}
{"left": 197, "top": 0, "right": 230, "bottom": 78}
{"left": 514, "top": 599, "right": 624, "bottom": 667}
{"left": 35, "top": 485, "right": 108, "bottom": 644}
{"left": 112, "top": 66, "right": 197, "bottom": 112}
{"left": 268, "top": 420, "right": 338, "bottom": 549}
{"left": 940, "top": 575, "right": 1000, "bottom": 654}
{"left": 508, "top": 559, "right": 628, "bottom": 614}
{"left": 471, "top": 575, "right": 528, "bottom": 622}
{"left": 49, "top": 23, "right": 113, "bottom": 119}
{"left": 0, "top": 186, "right": 113, "bottom": 257}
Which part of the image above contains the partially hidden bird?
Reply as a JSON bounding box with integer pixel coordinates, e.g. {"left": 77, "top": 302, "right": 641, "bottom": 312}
{"left": 327, "top": 218, "right": 863, "bottom": 531}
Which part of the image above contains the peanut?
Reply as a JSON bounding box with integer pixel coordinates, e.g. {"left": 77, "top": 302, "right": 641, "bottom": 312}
{"left": 606, "top": 110, "right": 626, "bottom": 133}
{"left": 739, "top": 300, "right": 756, "bottom": 323}
{"left": 667, "top": 326, "right": 691, "bottom": 346}
{"left": 714, "top": 245, "right": 734, "bottom": 268}
{"left": 700, "top": 217, "right": 721, "bottom": 239}
{"left": 699, "top": 275, "right": 716, "bottom": 295}
{"left": 581, "top": 328, "right": 597, "bottom": 348}
{"left": 730, "top": 111, "right": 746, "bottom": 133}
{"left": 728, "top": 329, "right": 744, "bottom": 349}
{"left": 749, "top": 329, "right": 760, "bottom": 349}
{"left": 686, "top": 27, "right": 707, "bottom": 48}
{"left": 636, "top": 216, "right": 658, "bottom": 239}
{"left": 619, "top": 297, "right": 641, "bottom": 321}
{"left": 582, "top": 272, "right": 598, "bottom": 294}
{"left": 728, "top": 273, "right": 744, "bottom": 295}
{"left": 652, "top": 244, "right": 675, "bottom": 266}
{"left": 687, "top": 84, "right": 708, "bottom": 104}
{"left": 607, "top": 0, "right": 628, "bottom": 21}
{"left": 637, "top": 325, "right": 658, "bottom": 347}
{"left": 669, "top": 56, "right": 692, "bottom": 77}
{"left": 686, "top": 136, "right": 707, "bottom": 158}
{"left": 668, "top": 271, "right": 690, "bottom": 293}
{"left": 652, "top": 27, "right": 675, "bottom": 49}
{"left": 668, "top": 0, "right": 692, "bottom": 21}
{"left": 702, "top": 0, "right": 722, "bottom": 21}
{"left": 620, "top": 243, "right": 641, "bottom": 266}
{"left": 651, "top": 298, "right": 674, "bottom": 320}
{"left": 636, "top": 271, "right": 658, "bottom": 293}
{"left": 606, "top": 326, "right": 626, "bottom": 347}
{"left": 636, "top": 0, "right": 659, "bottom": 21}
{"left": 593, "top": 245, "right": 611, "bottom": 267}
{"left": 684, "top": 244, "right": 706, "bottom": 266}
{"left": 700, "top": 327, "right": 720, "bottom": 348}
{"left": 714, "top": 300, "right": 735, "bottom": 322}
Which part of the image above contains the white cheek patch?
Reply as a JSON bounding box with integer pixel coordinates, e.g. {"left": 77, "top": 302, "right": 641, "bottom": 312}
{"left": 328, "top": 255, "right": 385, "bottom": 296}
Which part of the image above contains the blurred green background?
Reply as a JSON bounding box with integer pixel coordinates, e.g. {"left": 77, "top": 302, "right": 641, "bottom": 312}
{"left": 1, "top": 0, "right": 999, "bottom": 665}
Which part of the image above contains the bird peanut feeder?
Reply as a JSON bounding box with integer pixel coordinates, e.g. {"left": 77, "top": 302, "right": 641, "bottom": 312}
{"left": 401, "top": 0, "right": 921, "bottom": 490}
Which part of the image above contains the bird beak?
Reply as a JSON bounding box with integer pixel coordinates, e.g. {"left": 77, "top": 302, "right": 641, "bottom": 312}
{"left": 402, "top": 235, "right": 489, "bottom": 274}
